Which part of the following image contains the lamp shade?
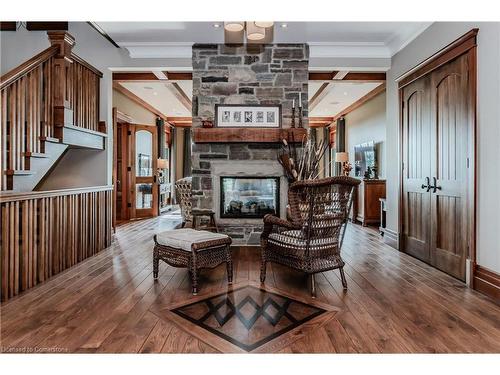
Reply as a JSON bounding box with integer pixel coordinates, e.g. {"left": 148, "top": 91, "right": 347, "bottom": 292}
{"left": 157, "top": 158, "right": 169, "bottom": 169}
{"left": 335, "top": 152, "right": 349, "bottom": 163}
{"left": 224, "top": 22, "right": 244, "bottom": 32}
{"left": 246, "top": 22, "right": 265, "bottom": 40}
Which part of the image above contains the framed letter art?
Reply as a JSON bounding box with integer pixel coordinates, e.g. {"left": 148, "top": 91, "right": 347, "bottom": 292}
{"left": 215, "top": 104, "right": 281, "bottom": 128}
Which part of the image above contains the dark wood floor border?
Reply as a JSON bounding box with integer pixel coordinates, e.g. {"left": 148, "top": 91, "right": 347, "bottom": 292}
{"left": 473, "top": 265, "right": 500, "bottom": 304}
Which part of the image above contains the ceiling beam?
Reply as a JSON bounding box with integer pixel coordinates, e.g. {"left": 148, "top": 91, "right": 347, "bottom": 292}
{"left": 113, "top": 72, "right": 193, "bottom": 81}
{"left": 333, "top": 82, "right": 386, "bottom": 121}
{"left": 332, "top": 71, "right": 349, "bottom": 80}
{"left": 113, "top": 82, "right": 167, "bottom": 121}
{"left": 308, "top": 72, "right": 338, "bottom": 81}
{"left": 113, "top": 72, "right": 159, "bottom": 81}
{"left": 309, "top": 71, "right": 385, "bottom": 82}
{"left": 166, "top": 117, "right": 192, "bottom": 127}
{"left": 308, "top": 82, "right": 331, "bottom": 111}
{"left": 342, "top": 72, "right": 386, "bottom": 81}
{"left": 114, "top": 71, "right": 385, "bottom": 82}
{"left": 309, "top": 117, "right": 335, "bottom": 128}
{"left": 167, "top": 82, "right": 192, "bottom": 112}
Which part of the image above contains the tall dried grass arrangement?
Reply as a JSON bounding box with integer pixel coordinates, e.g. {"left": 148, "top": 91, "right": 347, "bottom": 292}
{"left": 277, "top": 131, "right": 330, "bottom": 182}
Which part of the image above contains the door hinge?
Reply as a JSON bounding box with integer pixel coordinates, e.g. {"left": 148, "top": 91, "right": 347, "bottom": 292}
{"left": 467, "top": 157, "right": 470, "bottom": 168}
{"left": 127, "top": 203, "right": 132, "bottom": 208}
{"left": 127, "top": 166, "right": 131, "bottom": 172}
{"left": 402, "top": 162, "right": 404, "bottom": 170}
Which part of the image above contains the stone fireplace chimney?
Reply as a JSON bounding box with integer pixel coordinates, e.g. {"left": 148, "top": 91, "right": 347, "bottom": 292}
{"left": 191, "top": 43, "right": 309, "bottom": 244}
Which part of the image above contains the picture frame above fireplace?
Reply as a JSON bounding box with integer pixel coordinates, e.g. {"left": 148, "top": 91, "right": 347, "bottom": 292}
{"left": 215, "top": 104, "right": 281, "bottom": 128}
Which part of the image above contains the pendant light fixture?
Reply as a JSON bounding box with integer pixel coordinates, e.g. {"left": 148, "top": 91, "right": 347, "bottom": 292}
{"left": 246, "top": 22, "right": 265, "bottom": 41}
{"left": 224, "top": 22, "right": 245, "bottom": 32}
{"left": 254, "top": 22, "right": 274, "bottom": 28}
{"left": 221, "top": 21, "right": 275, "bottom": 44}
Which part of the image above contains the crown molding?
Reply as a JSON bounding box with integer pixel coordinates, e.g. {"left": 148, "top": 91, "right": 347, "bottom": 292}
{"left": 385, "top": 22, "right": 433, "bottom": 56}
{"left": 120, "top": 42, "right": 194, "bottom": 59}
{"left": 120, "top": 41, "right": 394, "bottom": 60}
{"left": 118, "top": 24, "right": 432, "bottom": 61}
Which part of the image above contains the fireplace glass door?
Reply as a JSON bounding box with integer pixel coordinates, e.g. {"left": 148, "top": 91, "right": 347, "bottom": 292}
{"left": 220, "top": 177, "right": 279, "bottom": 218}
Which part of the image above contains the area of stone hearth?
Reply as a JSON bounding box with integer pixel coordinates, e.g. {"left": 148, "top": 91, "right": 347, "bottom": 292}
{"left": 191, "top": 43, "right": 309, "bottom": 245}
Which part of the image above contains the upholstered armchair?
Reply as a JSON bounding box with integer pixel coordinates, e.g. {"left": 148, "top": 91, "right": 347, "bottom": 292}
{"left": 260, "top": 176, "right": 360, "bottom": 296}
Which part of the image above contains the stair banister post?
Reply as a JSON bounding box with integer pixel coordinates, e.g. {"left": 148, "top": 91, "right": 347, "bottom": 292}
{"left": 47, "top": 31, "right": 75, "bottom": 140}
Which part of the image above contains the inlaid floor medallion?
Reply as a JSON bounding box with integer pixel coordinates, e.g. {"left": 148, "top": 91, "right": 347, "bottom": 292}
{"left": 167, "top": 284, "right": 335, "bottom": 352}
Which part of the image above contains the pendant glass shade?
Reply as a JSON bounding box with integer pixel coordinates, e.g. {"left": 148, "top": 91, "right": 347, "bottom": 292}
{"left": 254, "top": 22, "right": 274, "bottom": 28}
{"left": 224, "top": 22, "right": 244, "bottom": 32}
{"left": 246, "top": 22, "right": 265, "bottom": 40}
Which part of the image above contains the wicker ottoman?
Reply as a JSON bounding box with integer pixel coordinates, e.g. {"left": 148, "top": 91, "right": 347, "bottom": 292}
{"left": 153, "top": 228, "right": 233, "bottom": 295}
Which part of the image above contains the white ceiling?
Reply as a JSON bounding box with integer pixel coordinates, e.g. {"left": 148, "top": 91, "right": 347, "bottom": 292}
{"left": 97, "top": 22, "right": 431, "bottom": 61}
{"left": 119, "top": 81, "right": 191, "bottom": 117}
{"left": 308, "top": 81, "right": 383, "bottom": 117}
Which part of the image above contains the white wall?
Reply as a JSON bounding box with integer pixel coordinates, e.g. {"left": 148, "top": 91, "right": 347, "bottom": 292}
{"left": 345, "top": 91, "right": 386, "bottom": 179}
{"left": 386, "top": 22, "right": 500, "bottom": 273}
{"left": 113, "top": 90, "right": 157, "bottom": 125}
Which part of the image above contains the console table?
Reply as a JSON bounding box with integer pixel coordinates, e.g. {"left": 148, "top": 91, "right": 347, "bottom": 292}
{"left": 351, "top": 179, "right": 386, "bottom": 226}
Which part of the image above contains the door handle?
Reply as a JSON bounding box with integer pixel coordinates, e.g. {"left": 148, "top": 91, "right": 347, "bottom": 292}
{"left": 431, "top": 177, "right": 442, "bottom": 193}
{"left": 421, "top": 177, "right": 431, "bottom": 192}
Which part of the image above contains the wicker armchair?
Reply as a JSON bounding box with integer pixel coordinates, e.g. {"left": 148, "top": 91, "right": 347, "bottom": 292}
{"left": 175, "top": 177, "right": 193, "bottom": 227}
{"left": 260, "top": 176, "right": 360, "bottom": 296}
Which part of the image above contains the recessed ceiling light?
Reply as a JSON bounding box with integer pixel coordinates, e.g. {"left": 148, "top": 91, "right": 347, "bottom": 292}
{"left": 153, "top": 92, "right": 158, "bottom": 96}
{"left": 330, "top": 101, "right": 340, "bottom": 105}
{"left": 343, "top": 92, "right": 348, "bottom": 96}
{"left": 281, "top": 23, "right": 288, "bottom": 28}
{"left": 213, "top": 23, "right": 221, "bottom": 28}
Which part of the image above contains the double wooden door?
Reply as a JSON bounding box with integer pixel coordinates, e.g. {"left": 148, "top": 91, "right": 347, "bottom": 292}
{"left": 401, "top": 52, "right": 472, "bottom": 281}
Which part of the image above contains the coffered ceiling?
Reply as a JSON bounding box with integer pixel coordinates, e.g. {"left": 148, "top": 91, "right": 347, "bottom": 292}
{"left": 114, "top": 78, "right": 382, "bottom": 120}
{"left": 108, "top": 22, "right": 412, "bottom": 121}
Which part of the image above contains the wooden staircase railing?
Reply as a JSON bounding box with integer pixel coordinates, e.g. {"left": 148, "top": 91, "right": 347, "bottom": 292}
{"left": 0, "top": 31, "right": 104, "bottom": 191}
{"left": 0, "top": 185, "right": 113, "bottom": 302}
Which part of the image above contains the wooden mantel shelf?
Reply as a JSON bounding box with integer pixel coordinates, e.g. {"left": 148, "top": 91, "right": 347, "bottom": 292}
{"left": 193, "top": 128, "right": 307, "bottom": 143}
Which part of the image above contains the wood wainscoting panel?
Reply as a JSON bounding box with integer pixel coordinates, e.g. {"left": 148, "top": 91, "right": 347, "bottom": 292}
{"left": 0, "top": 186, "right": 113, "bottom": 302}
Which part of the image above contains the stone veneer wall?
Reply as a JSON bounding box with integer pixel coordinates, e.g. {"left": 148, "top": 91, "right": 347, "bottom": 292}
{"left": 191, "top": 43, "right": 309, "bottom": 244}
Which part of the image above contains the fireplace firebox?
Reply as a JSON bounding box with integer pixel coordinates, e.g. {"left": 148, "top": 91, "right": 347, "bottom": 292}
{"left": 220, "top": 176, "right": 280, "bottom": 219}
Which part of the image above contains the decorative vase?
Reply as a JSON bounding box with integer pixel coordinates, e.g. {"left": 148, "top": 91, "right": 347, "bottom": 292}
{"left": 202, "top": 120, "right": 213, "bottom": 128}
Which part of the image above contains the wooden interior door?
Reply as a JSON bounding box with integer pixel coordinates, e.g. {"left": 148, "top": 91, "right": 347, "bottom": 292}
{"left": 115, "top": 122, "right": 130, "bottom": 222}
{"left": 130, "top": 125, "right": 158, "bottom": 219}
{"left": 428, "top": 54, "right": 470, "bottom": 280}
{"left": 401, "top": 51, "right": 472, "bottom": 281}
{"left": 401, "top": 75, "right": 432, "bottom": 263}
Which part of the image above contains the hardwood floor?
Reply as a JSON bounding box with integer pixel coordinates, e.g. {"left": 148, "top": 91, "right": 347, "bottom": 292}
{"left": 1, "top": 215, "right": 500, "bottom": 353}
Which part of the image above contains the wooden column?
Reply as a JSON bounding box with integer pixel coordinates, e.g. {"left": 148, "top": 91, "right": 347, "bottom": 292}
{"left": 47, "top": 31, "right": 75, "bottom": 139}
